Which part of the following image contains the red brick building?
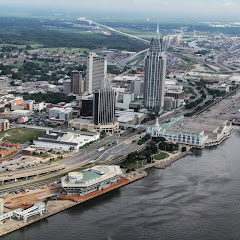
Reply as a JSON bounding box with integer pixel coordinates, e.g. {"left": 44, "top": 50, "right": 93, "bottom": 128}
{"left": 0, "top": 119, "right": 9, "bottom": 131}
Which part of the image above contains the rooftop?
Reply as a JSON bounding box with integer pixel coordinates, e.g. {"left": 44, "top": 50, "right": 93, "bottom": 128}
{"left": 61, "top": 165, "right": 122, "bottom": 188}
{"left": 81, "top": 171, "right": 100, "bottom": 182}
{"left": 166, "top": 117, "right": 228, "bottom": 135}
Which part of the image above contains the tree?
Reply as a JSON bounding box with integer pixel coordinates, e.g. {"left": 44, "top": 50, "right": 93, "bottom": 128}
{"left": 100, "top": 131, "right": 107, "bottom": 139}
{"left": 10, "top": 81, "right": 16, "bottom": 86}
{"left": 81, "top": 128, "right": 88, "bottom": 132}
{"left": 182, "top": 146, "right": 187, "bottom": 152}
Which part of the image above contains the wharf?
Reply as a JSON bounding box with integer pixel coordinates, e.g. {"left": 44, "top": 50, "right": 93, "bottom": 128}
{"left": 0, "top": 171, "right": 146, "bottom": 237}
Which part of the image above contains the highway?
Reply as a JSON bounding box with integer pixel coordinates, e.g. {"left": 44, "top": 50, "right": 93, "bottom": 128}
{"left": 2, "top": 84, "right": 238, "bottom": 195}
{"left": 0, "top": 132, "right": 143, "bottom": 194}
{"left": 119, "top": 48, "right": 148, "bottom": 67}
{"left": 79, "top": 18, "right": 150, "bottom": 45}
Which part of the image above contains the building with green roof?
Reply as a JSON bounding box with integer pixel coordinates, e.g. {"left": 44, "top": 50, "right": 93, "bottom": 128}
{"left": 61, "top": 165, "right": 122, "bottom": 196}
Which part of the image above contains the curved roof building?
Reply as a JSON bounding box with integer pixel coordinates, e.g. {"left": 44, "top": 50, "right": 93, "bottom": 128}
{"left": 61, "top": 165, "right": 123, "bottom": 196}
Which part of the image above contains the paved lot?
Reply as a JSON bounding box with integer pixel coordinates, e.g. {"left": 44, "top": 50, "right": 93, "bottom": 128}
{"left": 198, "top": 92, "right": 240, "bottom": 120}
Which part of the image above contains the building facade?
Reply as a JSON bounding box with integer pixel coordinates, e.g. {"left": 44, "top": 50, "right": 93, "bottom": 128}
{"left": 63, "top": 80, "right": 71, "bottom": 94}
{"left": 147, "top": 117, "right": 233, "bottom": 148}
{"left": 144, "top": 27, "right": 166, "bottom": 113}
{"left": 49, "top": 107, "right": 73, "bottom": 122}
{"left": 93, "top": 87, "right": 115, "bottom": 125}
{"left": 0, "top": 119, "right": 9, "bottom": 131}
{"left": 86, "top": 53, "right": 107, "bottom": 94}
{"left": 130, "top": 79, "right": 144, "bottom": 98}
{"left": 115, "top": 92, "right": 134, "bottom": 110}
{"left": 33, "top": 130, "right": 100, "bottom": 151}
{"left": 61, "top": 165, "right": 123, "bottom": 196}
{"left": 71, "top": 71, "right": 83, "bottom": 95}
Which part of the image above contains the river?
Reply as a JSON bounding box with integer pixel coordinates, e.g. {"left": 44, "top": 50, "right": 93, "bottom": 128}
{"left": 2, "top": 127, "right": 240, "bottom": 240}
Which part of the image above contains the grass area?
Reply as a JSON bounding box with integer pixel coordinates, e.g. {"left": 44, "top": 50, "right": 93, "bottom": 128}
{"left": 115, "top": 28, "right": 175, "bottom": 39}
{"left": 0, "top": 128, "right": 44, "bottom": 144}
{"left": 125, "top": 160, "right": 148, "bottom": 169}
{"left": 9, "top": 62, "right": 24, "bottom": 68}
{"left": 153, "top": 152, "right": 169, "bottom": 160}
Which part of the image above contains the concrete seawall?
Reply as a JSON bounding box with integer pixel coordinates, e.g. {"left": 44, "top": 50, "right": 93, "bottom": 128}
{"left": 154, "top": 151, "right": 193, "bottom": 169}
{"left": 0, "top": 149, "right": 195, "bottom": 237}
{"left": 0, "top": 171, "right": 147, "bottom": 237}
{"left": 138, "top": 150, "right": 193, "bottom": 171}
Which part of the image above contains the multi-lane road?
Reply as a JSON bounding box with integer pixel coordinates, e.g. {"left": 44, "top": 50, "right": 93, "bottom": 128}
{"left": 0, "top": 132, "right": 143, "bottom": 194}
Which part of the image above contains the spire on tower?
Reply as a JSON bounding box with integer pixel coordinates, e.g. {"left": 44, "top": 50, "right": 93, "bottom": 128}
{"left": 149, "top": 22, "right": 163, "bottom": 52}
{"left": 156, "top": 20, "right": 160, "bottom": 39}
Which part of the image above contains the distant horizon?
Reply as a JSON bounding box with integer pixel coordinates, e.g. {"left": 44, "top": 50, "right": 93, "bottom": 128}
{"left": 0, "top": 0, "right": 240, "bottom": 22}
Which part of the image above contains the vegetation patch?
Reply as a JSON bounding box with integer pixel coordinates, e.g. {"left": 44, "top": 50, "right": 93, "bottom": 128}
{"left": 153, "top": 152, "right": 169, "bottom": 160}
{"left": 0, "top": 128, "right": 44, "bottom": 144}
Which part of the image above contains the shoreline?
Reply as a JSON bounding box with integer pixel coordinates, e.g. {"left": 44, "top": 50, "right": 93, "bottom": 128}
{"left": 0, "top": 129, "right": 235, "bottom": 237}
{"left": 0, "top": 171, "right": 147, "bottom": 237}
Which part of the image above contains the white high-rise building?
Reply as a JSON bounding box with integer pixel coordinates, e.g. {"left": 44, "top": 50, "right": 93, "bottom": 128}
{"left": 86, "top": 53, "right": 107, "bottom": 94}
{"left": 144, "top": 26, "right": 166, "bottom": 113}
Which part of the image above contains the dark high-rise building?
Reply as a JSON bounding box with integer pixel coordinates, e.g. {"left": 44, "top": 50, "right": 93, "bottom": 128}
{"left": 144, "top": 26, "right": 166, "bottom": 113}
{"left": 93, "top": 86, "right": 115, "bottom": 125}
{"left": 80, "top": 99, "right": 93, "bottom": 117}
{"left": 71, "top": 71, "right": 83, "bottom": 95}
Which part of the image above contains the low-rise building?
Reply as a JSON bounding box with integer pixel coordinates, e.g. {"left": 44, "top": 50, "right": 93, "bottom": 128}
{"left": 61, "top": 165, "right": 123, "bottom": 196}
{"left": 11, "top": 110, "right": 31, "bottom": 116}
{"left": 130, "top": 78, "right": 144, "bottom": 98}
{"left": 11, "top": 99, "right": 46, "bottom": 112}
{"left": 32, "top": 102, "right": 47, "bottom": 112}
{"left": 148, "top": 117, "right": 233, "bottom": 148}
{"left": 49, "top": 107, "right": 73, "bottom": 122}
{"left": 164, "top": 97, "right": 182, "bottom": 111}
{"left": 68, "top": 118, "right": 119, "bottom": 133}
{"left": 33, "top": 130, "right": 100, "bottom": 151}
{"left": 165, "top": 90, "right": 184, "bottom": 100}
{"left": 116, "top": 110, "right": 145, "bottom": 125}
{"left": 116, "top": 92, "right": 134, "bottom": 110}
{"left": 0, "top": 119, "right": 9, "bottom": 131}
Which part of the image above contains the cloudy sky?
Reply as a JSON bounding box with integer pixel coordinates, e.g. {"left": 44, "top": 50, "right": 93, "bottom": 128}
{"left": 0, "top": 0, "right": 239, "bottom": 18}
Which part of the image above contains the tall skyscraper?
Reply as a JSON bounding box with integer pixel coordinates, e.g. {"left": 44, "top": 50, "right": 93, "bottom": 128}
{"left": 86, "top": 53, "right": 107, "bottom": 94}
{"left": 71, "top": 71, "right": 83, "bottom": 95}
{"left": 93, "top": 81, "right": 115, "bottom": 125}
{"left": 144, "top": 26, "right": 166, "bottom": 113}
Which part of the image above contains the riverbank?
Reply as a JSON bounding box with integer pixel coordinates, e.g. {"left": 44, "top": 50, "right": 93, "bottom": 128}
{"left": 0, "top": 131, "right": 233, "bottom": 237}
{"left": 138, "top": 149, "right": 193, "bottom": 171}
{"left": 0, "top": 171, "right": 146, "bottom": 237}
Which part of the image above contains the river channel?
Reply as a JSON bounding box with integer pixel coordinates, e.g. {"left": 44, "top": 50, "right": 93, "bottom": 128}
{"left": 2, "top": 127, "right": 240, "bottom": 240}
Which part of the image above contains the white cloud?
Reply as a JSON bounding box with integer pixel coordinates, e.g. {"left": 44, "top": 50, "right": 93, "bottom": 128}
{"left": 223, "top": 1, "right": 235, "bottom": 7}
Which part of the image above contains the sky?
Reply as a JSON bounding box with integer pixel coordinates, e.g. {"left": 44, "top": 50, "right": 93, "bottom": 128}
{"left": 0, "top": 0, "right": 240, "bottom": 19}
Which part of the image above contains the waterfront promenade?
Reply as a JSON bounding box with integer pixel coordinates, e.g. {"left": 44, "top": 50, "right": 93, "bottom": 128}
{"left": 139, "top": 149, "right": 193, "bottom": 171}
